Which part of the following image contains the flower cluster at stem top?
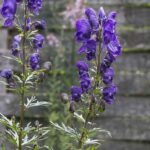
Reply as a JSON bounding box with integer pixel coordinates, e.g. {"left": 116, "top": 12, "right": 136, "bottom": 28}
{"left": 0, "top": 0, "right": 48, "bottom": 83}
{"left": 70, "top": 7, "right": 122, "bottom": 111}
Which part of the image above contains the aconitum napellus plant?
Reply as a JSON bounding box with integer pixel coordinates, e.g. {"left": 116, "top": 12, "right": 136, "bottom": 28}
{"left": 0, "top": 0, "right": 50, "bottom": 149}
{"left": 51, "top": 7, "right": 122, "bottom": 150}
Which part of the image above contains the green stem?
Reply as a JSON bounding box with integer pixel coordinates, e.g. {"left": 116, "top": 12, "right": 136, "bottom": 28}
{"left": 78, "top": 29, "right": 102, "bottom": 150}
{"left": 19, "top": 1, "right": 27, "bottom": 149}
{"left": 78, "top": 100, "right": 94, "bottom": 149}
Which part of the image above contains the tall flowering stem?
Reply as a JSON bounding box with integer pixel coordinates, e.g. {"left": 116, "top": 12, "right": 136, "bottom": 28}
{"left": 0, "top": 0, "right": 50, "bottom": 149}
{"left": 69, "top": 7, "right": 122, "bottom": 149}
{"left": 19, "top": 1, "right": 27, "bottom": 149}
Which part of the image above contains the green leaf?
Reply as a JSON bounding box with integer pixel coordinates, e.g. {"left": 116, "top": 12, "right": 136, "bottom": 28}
{"left": 74, "top": 112, "right": 85, "bottom": 123}
{"left": 50, "top": 121, "right": 79, "bottom": 140}
{"left": 25, "top": 96, "right": 51, "bottom": 109}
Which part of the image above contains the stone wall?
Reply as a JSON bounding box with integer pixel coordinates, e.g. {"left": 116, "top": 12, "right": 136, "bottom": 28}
{"left": 0, "top": 0, "right": 150, "bottom": 149}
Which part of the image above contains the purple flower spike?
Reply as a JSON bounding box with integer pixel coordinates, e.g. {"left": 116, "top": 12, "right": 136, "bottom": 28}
{"left": 33, "top": 34, "right": 45, "bottom": 50}
{"left": 85, "top": 8, "right": 99, "bottom": 31}
{"left": 29, "top": 53, "right": 40, "bottom": 70}
{"left": 1, "top": 0, "right": 17, "bottom": 27}
{"left": 71, "top": 86, "right": 82, "bottom": 102}
{"left": 75, "top": 19, "right": 92, "bottom": 42}
{"left": 27, "top": 0, "right": 42, "bottom": 15}
{"left": 102, "top": 84, "right": 117, "bottom": 104}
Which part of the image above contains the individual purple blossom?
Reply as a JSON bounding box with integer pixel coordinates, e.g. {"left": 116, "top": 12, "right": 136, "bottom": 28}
{"left": 75, "top": 19, "right": 92, "bottom": 42}
{"left": 102, "top": 67, "right": 114, "bottom": 84}
{"left": 0, "top": 69, "right": 13, "bottom": 80}
{"left": 33, "top": 34, "right": 45, "bottom": 50}
{"left": 29, "top": 53, "right": 40, "bottom": 70}
{"left": 85, "top": 8, "right": 99, "bottom": 31}
{"left": 76, "top": 61, "right": 91, "bottom": 93}
{"left": 34, "top": 20, "right": 46, "bottom": 30}
{"left": 78, "top": 39, "right": 96, "bottom": 61}
{"left": 27, "top": 0, "right": 42, "bottom": 15}
{"left": 76, "top": 61, "right": 89, "bottom": 74}
{"left": 80, "top": 78, "right": 91, "bottom": 93}
{"left": 102, "top": 84, "right": 117, "bottom": 104}
{"left": 71, "top": 86, "right": 82, "bottom": 102}
{"left": 1, "top": 0, "right": 17, "bottom": 27}
{"left": 100, "top": 53, "right": 115, "bottom": 72}
{"left": 107, "top": 36, "right": 122, "bottom": 58}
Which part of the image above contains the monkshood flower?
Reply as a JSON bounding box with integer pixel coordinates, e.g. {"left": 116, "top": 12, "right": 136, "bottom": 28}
{"left": 11, "top": 35, "right": 21, "bottom": 56}
{"left": 1, "top": 0, "right": 17, "bottom": 27}
{"left": 85, "top": 8, "right": 99, "bottom": 31}
{"left": 102, "top": 67, "right": 114, "bottom": 84}
{"left": 27, "top": 0, "right": 42, "bottom": 15}
{"left": 71, "top": 86, "right": 82, "bottom": 102}
{"left": 72, "top": 7, "right": 122, "bottom": 107}
{"left": 76, "top": 60, "right": 89, "bottom": 75}
{"left": 33, "top": 34, "right": 45, "bottom": 50}
{"left": 29, "top": 53, "right": 40, "bottom": 70}
{"left": 0, "top": 69, "right": 13, "bottom": 81}
{"left": 100, "top": 53, "right": 115, "bottom": 72}
{"left": 76, "top": 61, "right": 91, "bottom": 93}
{"left": 78, "top": 39, "right": 96, "bottom": 61}
{"left": 34, "top": 20, "right": 46, "bottom": 30}
{"left": 102, "top": 84, "right": 117, "bottom": 104}
{"left": 76, "top": 19, "right": 91, "bottom": 42}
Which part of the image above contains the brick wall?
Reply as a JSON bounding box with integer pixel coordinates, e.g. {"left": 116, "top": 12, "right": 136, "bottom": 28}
{"left": 0, "top": 0, "right": 150, "bottom": 149}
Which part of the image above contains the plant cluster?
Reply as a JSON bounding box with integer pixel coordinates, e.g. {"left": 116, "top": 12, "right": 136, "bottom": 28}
{"left": 0, "top": 0, "right": 50, "bottom": 149}
{"left": 51, "top": 7, "right": 122, "bottom": 150}
{"left": 0, "top": 0, "right": 122, "bottom": 150}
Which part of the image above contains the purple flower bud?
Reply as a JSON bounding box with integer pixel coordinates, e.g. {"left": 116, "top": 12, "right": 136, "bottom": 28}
{"left": 85, "top": 8, "right": 99, "bottom": 31}
{"left": 33, "top": 34, "right": 45, "bottom": 50}
{"left": 34, "top": 20, "right": 46, "bottom": 30}
{"left": 29, "top": 53, "right": 40, "bottom": 70}
{"left": 108, "top": 11, "right": 117, "bottom": 19}
{"left": 69, "top": 101, "right": 76, "bottom": 113}
{"left": 102, "top": 67, "right": 114, "bottom": 84}
{"left": 27, "top": 0, "right": 42, "bottom": 15}
{"left": 75, "top": 19, "right": 92, "bottom": 42}
{"left": 71, "top": 86, "right": 82, "bottom": 102}
{"left": 99, "top": 7, "right": 106, "bottom": 21}
{"left": 102, "top": 84, "right": 117, "bottom": 104}
{"left": 61, "top": 93, "right": 69, "bottom": 104}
